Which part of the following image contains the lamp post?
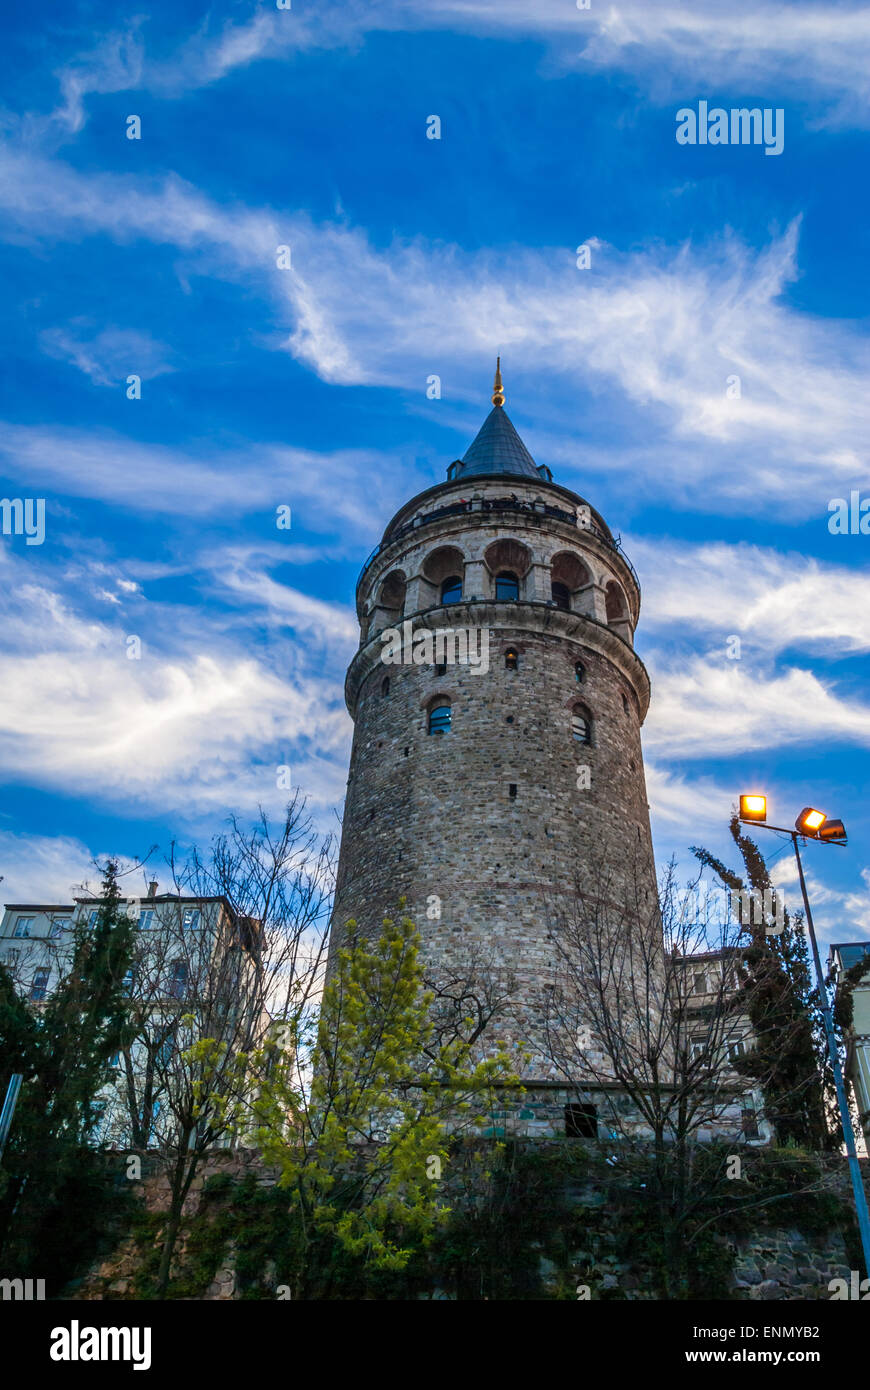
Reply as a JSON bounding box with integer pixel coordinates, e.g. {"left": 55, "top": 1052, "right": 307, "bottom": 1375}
{"left": 738, "top": 794, "right": 870, "bottom": 1278}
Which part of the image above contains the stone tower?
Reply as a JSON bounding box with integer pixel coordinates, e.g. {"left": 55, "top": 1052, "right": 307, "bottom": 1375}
{"left": 330, "top": 364, "right": 657, "bottom": 1133}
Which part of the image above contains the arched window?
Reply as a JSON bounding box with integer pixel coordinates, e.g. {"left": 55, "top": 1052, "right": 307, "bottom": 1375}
{"left": 572, "top": 705, "right": 592, "bottom": 744}
{"left": 574, "top": 661, "right": 585, "bottom": 684}
{"left": 381, "top": 676, "right": 390, "bottom": 697}
{"left": 551, "top": 581, "right": 571, "bottom": 610}
{"left": 605, "top": 580, "right": 627, "bottom": 624}
{"left": 441, "top": 575, "right": 462, "bottom": 605}
{"left": 428, "top": 701, "right": 452, "bottom": 735}
{"left": 505, "top": 648, "right": 519, "bottom": 671}
{"left": 379, "top": 570, "right": 407, "bottom": 619}
{"left": 495, "top": 571, "right": 519, "bottom": 601}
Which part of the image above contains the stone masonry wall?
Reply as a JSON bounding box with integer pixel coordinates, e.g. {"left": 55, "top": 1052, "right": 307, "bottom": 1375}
{"left": 329, "top": 472, "right": 657, "bottom": 1075}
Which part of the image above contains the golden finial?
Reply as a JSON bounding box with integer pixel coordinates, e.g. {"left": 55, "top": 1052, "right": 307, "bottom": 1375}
{"left": 492, "top": 355, "right": 505, "bottom": 407}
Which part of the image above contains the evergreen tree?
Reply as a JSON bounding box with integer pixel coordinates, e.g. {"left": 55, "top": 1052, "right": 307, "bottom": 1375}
{"left": 692, "top": 815, "right": 833, "bottom": 1149}
{"left": 0, "top": 859, "right": 137, "bottom": 1274}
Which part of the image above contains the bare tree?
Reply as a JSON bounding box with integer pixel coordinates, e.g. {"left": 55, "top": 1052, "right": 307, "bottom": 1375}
{"left": 535, "top": 854, "right": 837, "bottom": 1295}
{"left": 105, "top": 796, "right": 334, "bottom": 1297}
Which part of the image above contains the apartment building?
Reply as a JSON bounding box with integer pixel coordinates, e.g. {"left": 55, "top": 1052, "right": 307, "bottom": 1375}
{"left": 0, "top": 885, "right": 265, "bottom": 1147}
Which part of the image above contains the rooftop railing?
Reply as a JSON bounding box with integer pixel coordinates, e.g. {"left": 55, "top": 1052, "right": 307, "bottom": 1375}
{"left": 356, "top": 494, "right": 639, "bottom": 595}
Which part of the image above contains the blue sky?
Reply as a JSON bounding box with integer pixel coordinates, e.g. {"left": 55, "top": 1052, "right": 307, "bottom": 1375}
{"left": 1, "top": 1, "right": 869, "bottom": 949}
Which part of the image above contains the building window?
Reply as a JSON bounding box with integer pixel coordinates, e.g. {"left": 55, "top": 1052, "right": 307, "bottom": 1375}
{"left": 29, "top": 967, "right": 50, "bottom": 1002}
{"left": 551, "top": 581, "right": 571, "bottom": 610}
{"left": 434, "top": 662, "right": 447, "bottom": 677}
{"left": 87, "top": 909, "right": 100, "bottom": 928}
{"left": 509, "top": 784, "right": 517, "bottom": 799}
{"left": 689, "top": 1039, "right": 707, "bottom": 1063}
{"left": 505, "top": 648, "right": 519, "bottom": 671}
{"left": 138, "top": 909, "right": 155, "bottom": 930}
{"left": 182, "top": 909, "right": 200, "bottom": 930}
{"left": 5, "top": 950, "right": 19, "bottom": 967}
{"left": 741, "top": 1108, "right": 760, "bottom": 1140}
{"left": 622, "top": 693, "right": 630, "bottom": 715}
{"left": 13, "top": 916, "right": 33, "bottom": 938}
{"left": 49, "top": 917, "right": 70, "bottom": 939}
{"left": 565, "top": 1102, "right": 597, "bottom": 1138}
{"left": 495, "top": 571, "right": 519, "bottom": 601}
{"left": 441, "top": 576, "right": 462, "bottom": 605}
{"left": 574, "top": 661, "right": 585, "bottom": 684}
{"left": 121, "top": 969, "right": 135, "bottom": 994}
{"left": 571, "top": 707, "right": 592, "bottom": 744}
{"left": 692, "top": 971, "right": 707, "bottom": 995}
{"left": 728, "top": 1039, "right": 748, "bottom": 1062}
{"left": 428, "top": 702, "right": 452, "bottom": 735}
{"left": 109, "top": 1052, "right": 121, "bottom": 1068}
{"left": 381, "top": 676, "right": 390, "bottom": 697}
{"left": 168, "top": 961, "right": 188, "bottom": 1000}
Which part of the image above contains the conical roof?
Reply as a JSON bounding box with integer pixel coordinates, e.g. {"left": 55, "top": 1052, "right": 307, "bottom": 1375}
{"left": 449, "top": 361, "right": 542, "bottom": 480}
{"left": 455, "top": 404, "right": 540, "bottom": 479}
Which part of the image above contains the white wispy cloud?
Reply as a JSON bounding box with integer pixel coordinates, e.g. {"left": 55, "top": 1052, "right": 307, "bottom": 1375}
{"left": 0, "top": 830, "right": 101, "bottom": 904}
{"left": 1, "top": 146, "right": 867, "bottom": 513}
{"left": 0, "top": 546, "right": 353, "bottom": 822}
{"left": 644, "top": 659, "right": 870, "bottom": 759}
{"left": 0, "top": 418, "right": 415, "bottom": 537}
{"left": 37, "top": 4, "right": 870, "bottom": 132}
{"left": 39, "top": 323, "right": 174, "bottom": 387}
{"left": 634, "top": 537, "right": 870, "bottom": 656}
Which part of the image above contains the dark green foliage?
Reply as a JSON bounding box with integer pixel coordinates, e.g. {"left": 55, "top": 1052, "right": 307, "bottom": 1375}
{"left": 693, "top": 815, "right": 833, "bottom": 1149}
{"left": 116, "top": 1141, "right": 855, "bottom": 1301}
{"left": 0, "top": 860, "right": 137, "bottom": 1274}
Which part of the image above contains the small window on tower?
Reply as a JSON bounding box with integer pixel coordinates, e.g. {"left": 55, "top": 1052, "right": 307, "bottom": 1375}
{"left": 551, "top": 581, "right": 571, "bottom": 610}
{"left": 441, "top": 576, "right": 462, "bottom": 605}
{"left": 505, "top": 648, "right": 519, "bottom": 671}
{"left": 565, "top": 1103, "right": 597, "bottom": 1138}
{"left": 622, "top": 693, "right": 630, "bottom": 715}
{"left": 381, "top": 676, "right": 390, "bottom": 697}
{"left": 509, "top": 784, "right": 517, "bottom": 799}
{"left": 571, "top": 706, "right": 592, "bottom": 744}
{"left": 428, "top": 702, "right": 452, "bottom": 735}
{"left": 574, "top": 661, "right": 585, "bottom": 684}
{"left": 495, "top": 571, "right": 519, "bottom": 601}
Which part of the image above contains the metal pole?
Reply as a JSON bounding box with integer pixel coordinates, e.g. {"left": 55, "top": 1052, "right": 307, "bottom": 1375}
{"left": 0, "top": 1073, "right": 22, "bottom": 1159}
{"left": 791, "top": 831, "right": 870, "bottom": 1277}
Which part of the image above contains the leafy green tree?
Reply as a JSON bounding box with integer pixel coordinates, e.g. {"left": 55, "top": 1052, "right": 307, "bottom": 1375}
{"left": 245, "top": 906, "right": 517, "bottom": 1298}
{"left": 692, "top": 814, "right": 833, "bottom": 1149}
{"left": 0, "top": 860, "right": 136, "bottom": 1276}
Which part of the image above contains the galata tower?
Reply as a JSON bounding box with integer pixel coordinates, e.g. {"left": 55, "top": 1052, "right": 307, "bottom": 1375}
{"left": 330, "top": 363, "right": 657, "bottom": 1134}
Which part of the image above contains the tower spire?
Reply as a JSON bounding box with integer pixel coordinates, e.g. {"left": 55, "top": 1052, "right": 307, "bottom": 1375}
{"left": 492, "top": 355, "right": 504, "bottom": 407}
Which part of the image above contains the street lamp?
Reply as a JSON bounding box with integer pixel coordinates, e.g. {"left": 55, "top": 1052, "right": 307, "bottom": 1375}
{"left": 737, "top": 794, "right": 870, "bottom": 1277}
